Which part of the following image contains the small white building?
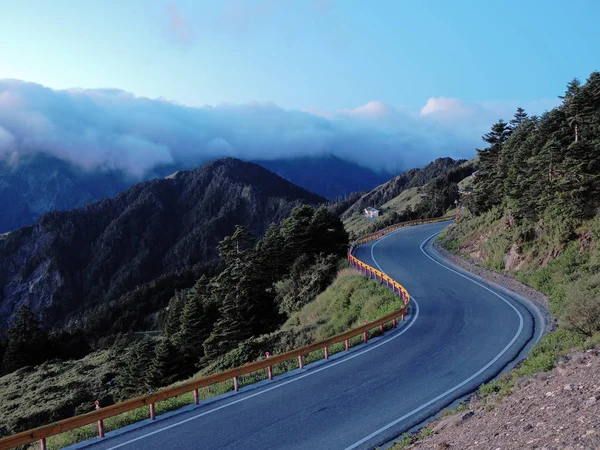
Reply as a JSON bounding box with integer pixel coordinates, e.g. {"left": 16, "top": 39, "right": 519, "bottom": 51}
{"left": 364, "top": 207, "right": 380, "bottom": 218}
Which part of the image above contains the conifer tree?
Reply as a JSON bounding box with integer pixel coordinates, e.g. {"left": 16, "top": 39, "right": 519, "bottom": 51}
{"left": 119, "top": 338, "right": 156, "bottom": 397}
{"left": 1, "top": 306, "right": 48, "bottom": 374}
{"left": 163, "top": 291, "right": 185, "bottom": 339}
{"left": 146, "top": 339, "right": 183, "bottom": 390}
{"left": 177, "top": 275, "right": 218, "bottom": 366}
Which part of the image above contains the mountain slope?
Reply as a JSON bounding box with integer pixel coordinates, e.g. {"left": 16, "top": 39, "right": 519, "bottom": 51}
{"left": 0, "top": 158, "right": 324, "bottom": 334}
{"left": 0, "top": 154, "right": 133, "bottom": 233}
{"left": 254, "top": 155, "right": 392, "bottom": 199}
{"left": 340, "top": 157, "right": 464, "bottom": 219}
{"left": 0, "top": 153, "right": 389, "bottom": 233}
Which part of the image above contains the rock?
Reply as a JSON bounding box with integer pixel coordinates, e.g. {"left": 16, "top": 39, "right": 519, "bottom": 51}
{"left": 432, "top": 411, "right": 474, "bottom": 433}
{"left": 583, "top": 396, "right": 598, "bottom": 408}
{"left": 564, "top": 383, "right": 574, "bottom": 391}
{"left": 523, "top": 423, "right": 534, "bottom": 431}
{"left": 535, "top": 371, "right": 552, "bottom": 381}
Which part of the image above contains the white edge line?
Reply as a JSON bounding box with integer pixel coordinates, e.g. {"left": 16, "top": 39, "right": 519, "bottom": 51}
{"left": 100, "top": 293, "right": 421, "bottom": 448}
{"left": 343, "top": 229, "right": 525, "bottom": 450}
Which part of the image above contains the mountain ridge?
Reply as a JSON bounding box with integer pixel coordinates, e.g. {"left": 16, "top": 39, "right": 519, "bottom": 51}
{"left": 0, "top": 158, "right": 324, "bottom": 335}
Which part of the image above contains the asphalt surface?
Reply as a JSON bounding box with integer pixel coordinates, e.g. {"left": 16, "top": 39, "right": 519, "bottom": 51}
{"left": 70, "top": 222, "right": 544, "bottom": 450}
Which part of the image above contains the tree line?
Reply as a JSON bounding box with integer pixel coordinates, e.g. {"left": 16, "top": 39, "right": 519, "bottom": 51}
{"left": 468, "top": 72, "right": 600, "bottom": 235}
{"left": 117, "top": 205, "right": 348, "bottom": 396}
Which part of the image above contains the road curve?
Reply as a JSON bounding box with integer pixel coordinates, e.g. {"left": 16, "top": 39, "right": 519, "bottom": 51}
{"left": 71, "top": 222, "right": 544, "bottom": 450}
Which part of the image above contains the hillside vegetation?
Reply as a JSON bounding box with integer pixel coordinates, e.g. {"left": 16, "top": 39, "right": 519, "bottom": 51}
{"left": 0, "top": 201, "right": 352, "bottom": 437}
{"left": 341, "top": 157, "right": 464, "bottom": 220}
{"left": 0, "top": 268, "right": 402, "bottom": 445}
{"left": 343, "top": 159, "right": 475, "bottom": 237}
{"left": 0, "top": 158, "right": 324, "bottom": 338}
{"left": 443, "top": 72, "right": 600, "bottom": 344}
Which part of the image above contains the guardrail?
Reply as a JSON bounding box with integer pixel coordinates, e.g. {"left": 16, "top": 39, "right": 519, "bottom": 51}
{"left": 0, "top": 215, "right": 452, "bottom": 450}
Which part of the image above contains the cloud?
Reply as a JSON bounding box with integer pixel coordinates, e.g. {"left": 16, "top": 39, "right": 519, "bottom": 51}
{"left": 0, "top": 79, "right": 552, "bottom": 178}
{"left": 165, "top": 3, "right": 194, "bottom": 45}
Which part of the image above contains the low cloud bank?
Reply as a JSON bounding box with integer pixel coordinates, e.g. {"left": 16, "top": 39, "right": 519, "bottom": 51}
{"left": 0, "top": 79, "right": 552, "bottom": 178}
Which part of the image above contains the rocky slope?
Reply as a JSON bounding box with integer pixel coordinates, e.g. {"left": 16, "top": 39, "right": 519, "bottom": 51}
{"left": 403, "top": 346, "right": 600, "bottom": 450}
{"left": 0, "top": 158, "right": 324, "bottom": 335}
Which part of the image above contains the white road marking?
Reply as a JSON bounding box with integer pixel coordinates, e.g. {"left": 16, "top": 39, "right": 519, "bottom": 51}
{"left": 344, "top": 230, "right": 525, "bottom": 450}
{"left": 100, "top": 288, "right": 421, "bottom": 449}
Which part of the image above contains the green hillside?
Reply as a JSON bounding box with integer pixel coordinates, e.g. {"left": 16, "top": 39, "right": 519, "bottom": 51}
{"left": 441, "top": 71, "right": 600, "bottom": 363}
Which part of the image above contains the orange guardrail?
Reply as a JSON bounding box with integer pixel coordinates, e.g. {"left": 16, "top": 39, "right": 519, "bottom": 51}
{"left": 0, "top": 215, "right": 452, "bottom": 450}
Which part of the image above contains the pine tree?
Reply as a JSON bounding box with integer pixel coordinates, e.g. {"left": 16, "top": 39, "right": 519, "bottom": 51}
{"left": 177, "top": 276, "right": 218, "bottom": 365}
{"left": 146, "top": 339, "right": 184, "bottom": 390}
{"left": 119, "top": 338, "right": 156, "bottom": 397}
{"left": 1, "top": 306, "right": 48, "bottom": 374}
{"left": 163, "top": 291, "right": 185, "bottom": 339}
{"left": 472, "top": 120, "right": 511, "bottom": 213}
{"left": 509, "top": 107, "right": 528, "bottom": 130}
{"left": 307, "top": 206, "right": 349, "bottom": 258}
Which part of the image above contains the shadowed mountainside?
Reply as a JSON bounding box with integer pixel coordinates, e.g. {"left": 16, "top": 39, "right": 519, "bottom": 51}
{"left": 0, "top": 158, "right": 324, "bottom": 334}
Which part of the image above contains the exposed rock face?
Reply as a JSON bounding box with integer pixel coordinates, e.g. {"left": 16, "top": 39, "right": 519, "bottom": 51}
{"left": 504, "top": 243, "right": 525, "bottom": 271}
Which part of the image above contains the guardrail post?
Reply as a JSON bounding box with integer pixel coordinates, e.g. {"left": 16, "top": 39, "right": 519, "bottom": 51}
{"left": 233, "top": 376, "right": 239, "bottom": 392}
{"left": 298, "top": 355, "right": 304, "bottom": 369}
{"left": 324, "top": 346, "right": 329, "bottom": 360}
{"left": 40, "top": 438, "right": 47, "bottom": 450}
{"left": 393, "top": 318, "right": 397, "bottom": 328}
{"left": 379, "top": 324, "right": 384, "bottom": 334}
{"left": 363, "top": 320, "right": 368, "bottom": 344}
{"left": 193, "top": 389, "right": 199, "bottom": 405}
{"left": 345, "top": 339, "right": 349, "bottom": 351}
{"left": 266, "top": 352, "right": 273, "bottom": 380}
{"left": 402, "top": 313, "right": 405, "bottom": 321}
{"left": 98, "top": 420, "right": 105, "bottom": 438}
{"left": 149, "top": 403, "right": 156, "bottom": 420}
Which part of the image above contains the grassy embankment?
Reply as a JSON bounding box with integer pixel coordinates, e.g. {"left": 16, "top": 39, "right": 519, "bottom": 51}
{"left": 0, "top": 267, "right": 402, "bottom": 449}
{"left": 387, "top": 210, "right": 600, "bottom": 448}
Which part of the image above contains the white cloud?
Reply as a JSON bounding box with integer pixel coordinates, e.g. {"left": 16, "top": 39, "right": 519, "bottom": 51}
{"left": 0, "top": 79, "right": 554, "bottom": 177}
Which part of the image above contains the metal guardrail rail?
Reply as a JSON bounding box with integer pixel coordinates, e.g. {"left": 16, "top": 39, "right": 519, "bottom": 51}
{"left": 0, "top": 215, "right": 452, "bottom": 450}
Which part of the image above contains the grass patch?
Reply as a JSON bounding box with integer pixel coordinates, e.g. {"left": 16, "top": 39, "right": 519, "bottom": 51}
{"left": 0, "top": 351, "right": 116, "bottom": 440}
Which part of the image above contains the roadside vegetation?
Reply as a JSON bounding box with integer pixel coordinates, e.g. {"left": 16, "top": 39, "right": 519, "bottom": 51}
{"left": 389, "top": 71, "right": 600, "bottom": 448}
{"left": 40, "top": 268, "right": 402, "bottom": 449}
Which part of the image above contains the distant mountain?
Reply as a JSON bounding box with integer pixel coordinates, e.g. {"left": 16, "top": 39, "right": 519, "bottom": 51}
{"left": 0, "top": 158, "right": 324, "bottom": 334}
{"left": 340, "top": 157, "right": 466, "bottom": 219}
{"left": 254, "top": 155, "right": 393, "bottom": 199}
{"left": 0, "top": 153, "right": 389, "bottom": 233}
{"left": 0, "top": 154, "right": 132, "bottom": 233}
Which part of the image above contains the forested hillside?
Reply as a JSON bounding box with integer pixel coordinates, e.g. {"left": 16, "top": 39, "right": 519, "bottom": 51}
{"left": 0, "top": 204, "right": 349, "bottom": 436}
{"left": 444, "top": 71, "right": 600, "bottom": 337}
{"left": 340, "top": 157, "right": 464, "bottom": 220}
{"left": 0, "top": 158, "right": 324, "bottom": 338}
{"left": 341, "top": 158, "right": 475, "bottom": 237}
{"left": 0, "top": 153, "right": 131, "bottom": 233}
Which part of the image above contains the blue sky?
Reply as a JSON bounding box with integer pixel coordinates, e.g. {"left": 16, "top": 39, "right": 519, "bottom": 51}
{"left": 2, "top": 0, "right": 598, "bottom": 110}
{"left": 0, "top": 1, "right": 599, "bottom": 175}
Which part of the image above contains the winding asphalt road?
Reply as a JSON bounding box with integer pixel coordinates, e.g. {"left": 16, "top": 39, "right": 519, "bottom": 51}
{"left": 71, "top": 221, "right": 545, "bottom": 450}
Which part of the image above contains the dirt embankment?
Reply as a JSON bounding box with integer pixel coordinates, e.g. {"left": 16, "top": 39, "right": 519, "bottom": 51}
{"left": 406, "top": 347, "right": 600, "bottom": 450}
